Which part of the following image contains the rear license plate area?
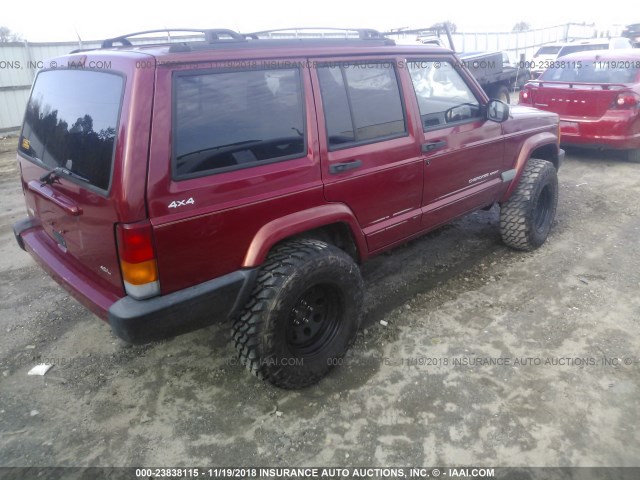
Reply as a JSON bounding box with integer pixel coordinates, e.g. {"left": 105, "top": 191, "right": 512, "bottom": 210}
{"left": 560, "top": 121, "right": 579, "bottom": 134}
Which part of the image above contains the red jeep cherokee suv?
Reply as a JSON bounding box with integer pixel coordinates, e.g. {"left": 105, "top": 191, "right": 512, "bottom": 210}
{"left": 13, "top": 28, "right": 563, "bottom": 388}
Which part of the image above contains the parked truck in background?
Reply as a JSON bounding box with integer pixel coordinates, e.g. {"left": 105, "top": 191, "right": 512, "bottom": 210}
{"left": 458, "top": 50, "right": 530, "bottom": 103}
{"left": 388, "top": 27, "right": 529, "bottom": 103}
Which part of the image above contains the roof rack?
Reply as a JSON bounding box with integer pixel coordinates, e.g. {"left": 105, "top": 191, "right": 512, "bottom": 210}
{"left": 100, "top": 28, "right": 245, "bottom": 48}
{"left": 89, "top": 27, "right": 396, "bottom": 54}
{"left": 245, "top": 27, "right": 393, "bottom": 43}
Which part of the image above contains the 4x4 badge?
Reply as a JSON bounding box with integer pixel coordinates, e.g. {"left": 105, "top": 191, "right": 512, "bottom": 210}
{"left": 168, "top": 197, "right": 195, "bottom": 209}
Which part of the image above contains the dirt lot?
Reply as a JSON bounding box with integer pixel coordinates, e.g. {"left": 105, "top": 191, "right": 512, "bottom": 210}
{"left": 0, "top": 133, "right": 639, "bottom": 469}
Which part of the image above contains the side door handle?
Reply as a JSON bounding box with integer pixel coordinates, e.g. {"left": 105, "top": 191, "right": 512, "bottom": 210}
{"left": 329, "top": 159, "right": 363, "bottom": 174}
{"left": 421, "top": 140, "right": 447, "bottom": 153}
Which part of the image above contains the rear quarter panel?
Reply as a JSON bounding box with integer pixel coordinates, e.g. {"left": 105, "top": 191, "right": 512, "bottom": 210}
{"left": 146, "top": 60, "right": 329, "bottom": 295}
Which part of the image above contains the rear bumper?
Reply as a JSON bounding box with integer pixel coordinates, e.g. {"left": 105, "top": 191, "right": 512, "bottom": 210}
{"left": 14, "top": 217, "right": 258, "bottom": 344}
{"left": 13, "top": 217, "right": 38, "bottom": 251}
{"left": 108, "top": 268, "right": 257, "bottom": 344}
{"left": 559, "top": 114, "right": 640, "bottom": 150}
{"left": 14, "top": 218, "right": 120, "bottom": 320}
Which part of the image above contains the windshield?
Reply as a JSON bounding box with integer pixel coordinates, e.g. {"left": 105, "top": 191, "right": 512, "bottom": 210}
{"left": 558, "top": 44, "right": 607, "bottom": 57}
{"left": 536, "top": 46, "right": 562, "bottom": 55}
{"left": 19, "top": 69, "right": 123, "bottom": 191}
{"left": 539, "top": 59, "right": 639, "bottom": 83}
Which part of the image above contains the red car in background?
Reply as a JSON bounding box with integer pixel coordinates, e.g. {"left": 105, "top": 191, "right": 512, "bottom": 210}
{"left": 520, "top": 50, "right": 640, "bottom": 162}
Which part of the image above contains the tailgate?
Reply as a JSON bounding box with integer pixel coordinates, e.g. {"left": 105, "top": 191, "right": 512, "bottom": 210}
{"left": 17, "top": 55, "right": 154, "bottom": 300}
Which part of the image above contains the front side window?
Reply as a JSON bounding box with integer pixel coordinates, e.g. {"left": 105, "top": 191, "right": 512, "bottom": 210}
{"left": 19, "top": 70, "right": 123, "bottom": 191}
{"left": 407, "top": 61, "right": 481, "bottom": 130}
{"left": 173, "top": 68, "right": 305, "bottom": 178}
{"left": 317, "top": 62, "right": 406, "bottom": 148}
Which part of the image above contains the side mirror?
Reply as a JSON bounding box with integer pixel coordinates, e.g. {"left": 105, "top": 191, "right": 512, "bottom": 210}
{"left": 486, "top": 99, "right": 510, "bottom": 122}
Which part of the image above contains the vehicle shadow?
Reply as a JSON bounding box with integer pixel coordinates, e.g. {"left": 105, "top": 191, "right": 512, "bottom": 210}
{"left": 562, "top": 146, "right": 630, "bottom": 164}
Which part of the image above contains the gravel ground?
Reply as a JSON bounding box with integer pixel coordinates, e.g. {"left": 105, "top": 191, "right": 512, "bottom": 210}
{"left": 0, "top": 133, "right": 639, "bottom": 469}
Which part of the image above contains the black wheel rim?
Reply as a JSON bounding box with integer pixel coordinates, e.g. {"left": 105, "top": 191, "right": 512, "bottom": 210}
{"left": 287, "top": 284, "right": 342, "bottom": 357}
{"left": 534, "top": 185, "right": 552, "bottom": 233}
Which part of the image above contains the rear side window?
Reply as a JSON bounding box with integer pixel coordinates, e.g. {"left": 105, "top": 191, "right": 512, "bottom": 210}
{"left": 19, "top": 70, "right": 123, "bottom": 191}
{"left": 317, "top": 62, "right": 406, "bottom": 148}
{"left": 173, "top": 68, "right": 305, "bottom": 178}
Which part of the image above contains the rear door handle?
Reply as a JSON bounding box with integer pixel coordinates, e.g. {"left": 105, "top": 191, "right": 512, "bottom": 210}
{"left": 422, "top": 140, "right": 447, "bottom": 153}
{"left": 329, "top": 159, "right": 362, "bottom": 174}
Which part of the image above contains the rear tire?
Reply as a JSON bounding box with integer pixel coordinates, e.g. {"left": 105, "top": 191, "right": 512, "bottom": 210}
{"left": 516, "top": 70, "right": 532, "bottom": 89}
{"left": 500, "top": 158, "right": 558, "bottom": 251}
{"left": 625, "top": 149, "right": 640, "bottom": 163}
{"left": 232, "top": 239, "right": 363, "bottom": 389}
{"left": 490, "top": 85, "right": 511, "bottom": 104}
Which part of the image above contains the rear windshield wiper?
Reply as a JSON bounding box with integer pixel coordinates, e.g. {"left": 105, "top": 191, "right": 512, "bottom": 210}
{"left": 40, "top": 166, "right": 90, "bottom": 185}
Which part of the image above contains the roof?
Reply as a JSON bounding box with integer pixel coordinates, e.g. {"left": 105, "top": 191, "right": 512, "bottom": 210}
{"left": 536, "top": 42, "right": 565, "bottom": 48}
{"left": 556, "top": 37, "right": 632, "bottom": 48}
{"left": 537, "top": 37, "right": 629, "bottom": 50}
{"left": 551, "top": 48, "right": 640, "bottom": 61}
{"left": 68, "top": 42, "right": 453, "bottom": 65}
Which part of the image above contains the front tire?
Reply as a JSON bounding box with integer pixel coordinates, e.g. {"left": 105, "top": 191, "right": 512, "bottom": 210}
{"left": 232, "top": 239, "right": 363, "bottom": 389}
{"left": 500, "top": 158, "right": 558, "bottom": 251}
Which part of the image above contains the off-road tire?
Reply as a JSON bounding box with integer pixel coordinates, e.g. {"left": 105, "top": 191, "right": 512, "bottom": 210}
{"left": 625, "top": 149, "right": 640, "bottom": 163}
{"left": 490, "top": 85, "right": 511, "bottom": 104}
{"left": 500, "top": 158, "right": 558, "bottom": 251}
{"left": 232, "top": 239, "right": 363, "bottom": 389}
{"left": 516, "top": 70, "right": 532, "bottom": 89}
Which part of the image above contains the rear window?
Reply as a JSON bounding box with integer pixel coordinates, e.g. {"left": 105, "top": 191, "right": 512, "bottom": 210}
{"left": 536, "top": 46, "right": 562, "bottom": 55}
{"left": 539, "top": 59, "right": 639, "bottom": 83}
{"left": 317, "top": 62, "right": 406, "bottom": 148}
{"left": 173, "top": 68, "right": 305, "bottom": 178}
{"left": 19, "top": 70, "right": 123, "bottom": 192}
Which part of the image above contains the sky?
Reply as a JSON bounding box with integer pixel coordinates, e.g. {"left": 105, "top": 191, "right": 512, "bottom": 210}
{"left": 2, "top": 0, "right": 634, "bottom": 42}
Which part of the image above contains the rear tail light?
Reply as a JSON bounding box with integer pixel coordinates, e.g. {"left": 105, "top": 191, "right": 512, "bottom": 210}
{"left": 520, "top": 88, "right": 533, "bottom": 104}
{"left": 611, "top": 92, "right": 640, "bottom": 109}
{"left": 116, "top": 221, "right": 160, "bottom": 300}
